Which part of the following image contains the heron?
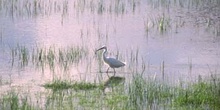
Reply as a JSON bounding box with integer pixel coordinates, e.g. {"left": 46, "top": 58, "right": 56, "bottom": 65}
{"left": 95, "top": 46, "right": 125, "bottom": 77}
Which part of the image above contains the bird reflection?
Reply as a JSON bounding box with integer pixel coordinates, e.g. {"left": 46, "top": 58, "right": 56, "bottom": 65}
{"left": 102, "top": 76, "right": 125, "bottom": 94}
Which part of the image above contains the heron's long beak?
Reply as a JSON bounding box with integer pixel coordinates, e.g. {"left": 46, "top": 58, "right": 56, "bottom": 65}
{"left": 95, "top": 46, "right": 107, "bottom": 55}
{"left": 95, "top": 48, "right": 101, "bottom": 55}
{"left": 95, "top": 47, "right": 105, "bottom": 54}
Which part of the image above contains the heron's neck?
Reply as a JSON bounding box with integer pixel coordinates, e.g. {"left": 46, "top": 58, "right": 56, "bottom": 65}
{"left": 103, "top": 49, "right": 107, "bottom": 60}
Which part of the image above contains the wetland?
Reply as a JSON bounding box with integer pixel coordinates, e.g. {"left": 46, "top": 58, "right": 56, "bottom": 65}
{"left": 0, "top": 0, "right": 220, "bottom": 109}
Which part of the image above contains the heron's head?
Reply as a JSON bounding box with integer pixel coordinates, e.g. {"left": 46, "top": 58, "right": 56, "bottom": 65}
{"left": 95, "top": 46, "right": 107, "bottom": 54}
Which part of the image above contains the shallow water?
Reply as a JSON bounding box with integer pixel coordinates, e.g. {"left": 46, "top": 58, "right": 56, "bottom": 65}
{"left": 0, "top": 0, "right": 220, "bottom": 92}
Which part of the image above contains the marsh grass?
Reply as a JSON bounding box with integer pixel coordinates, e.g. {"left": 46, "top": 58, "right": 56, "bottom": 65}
{"left": 4, "top": 44, "right": 220, "bottom": 109}
{"left": 0, "top": 91, "right": 37, "bottom": 110}
{"left": 157, "top": 14, "right": 171, "bottom": 33}
{"left": 126, "top": 73, "right": 220, "bottom": 110}
{"left": 43, "top": 79, "right": 98, "bottom": 91}
{"left": 143, "top": 13, "right": 171, "bottom": 34}
{"left": 0, "top": 0, "right": 140, "bottom": 19}
{"left": 127, "top": 74, "right": 173, "bottom": 110}
{"left": 10, "top": 45, "right": 87, "bottom": 72}
{"left": 173, "top": 78, "right": 220, "bottom": 109}
{"left": 42, "top": 77, "right": 127, "bottom": 109}
{"left": 1, "top": 73, "right": 220, "bottom": 110}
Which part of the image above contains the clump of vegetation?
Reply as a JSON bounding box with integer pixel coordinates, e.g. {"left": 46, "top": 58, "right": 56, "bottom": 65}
{"left": 0, "top": 91, "right": 37, "bottom": 110}
{"left": 43, "top": 80, "right": 73, "bottom": 91}
{"left": 72, "top": 82, "right": 98, "bottom": 90}
{"left": 10, "top": 45, "right": 88, "bottom": 71}
{"left": 127, "top": 74, "right": 147, "bottom": 110}
{"left": 127, "top": 74, "right": 172, "bottom": 110}
{"left": 127, "top": 74, "right": 220, "bottom": 110}
{"left": 158, "top": 14, "right": 170, "bottom": 33}
{"left": 173, "top": 80, "right": 220, "bottom": 109}
{"left": 43, "top": 79, "right": 98, "bottom": 91}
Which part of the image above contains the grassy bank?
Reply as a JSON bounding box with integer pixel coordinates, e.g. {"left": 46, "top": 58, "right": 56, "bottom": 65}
{"left": 0, "top": 73, "right": 219, "bottom": 110}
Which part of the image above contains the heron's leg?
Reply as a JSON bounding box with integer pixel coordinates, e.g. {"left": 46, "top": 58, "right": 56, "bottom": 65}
{"left": 106, "top": 67, "right": 110, "bottom": 73}
{"left": 106, "top": 67, "right": 110, "bottom": 78}
{"left": 113, "top": 68, "right": 116, "bottom": 76}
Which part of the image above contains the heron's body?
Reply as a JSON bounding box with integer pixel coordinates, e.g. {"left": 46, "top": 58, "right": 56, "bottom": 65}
{"left": 96, "top": 46, "right": 125, "bottom": 76}
{"left": 102, "top": 50, "right": 125, "bottom": 68}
